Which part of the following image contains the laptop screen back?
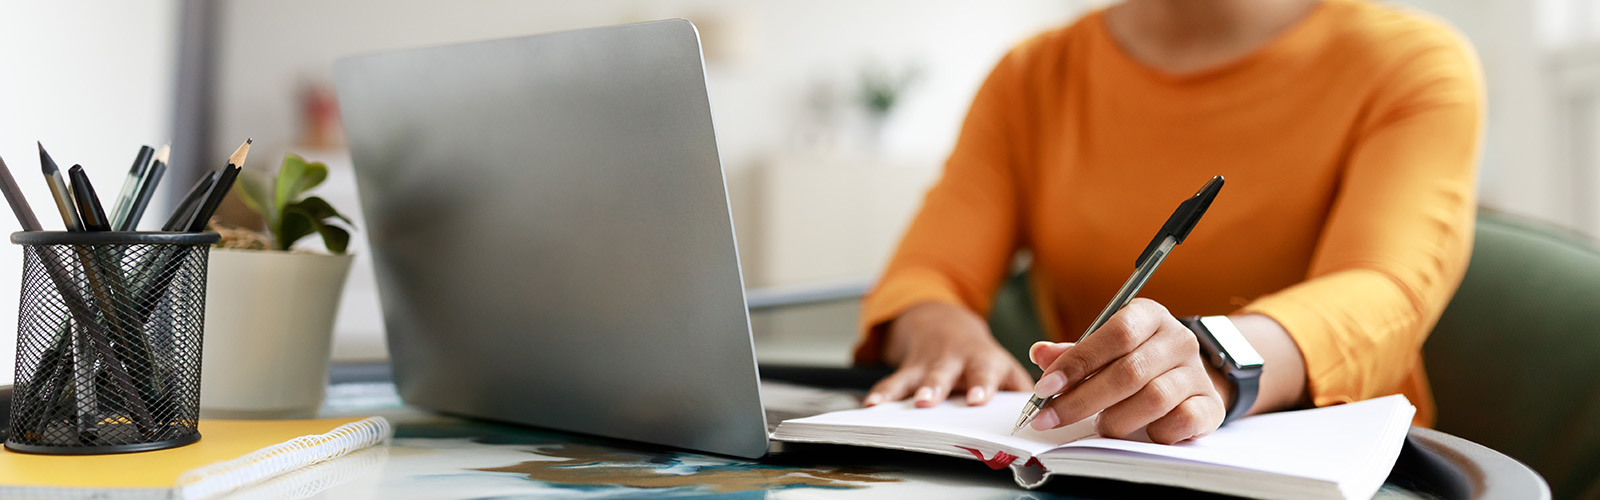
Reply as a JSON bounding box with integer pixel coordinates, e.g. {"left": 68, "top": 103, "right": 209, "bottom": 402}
{"left": 334, "top": 19, "right": 768, "bottom": 458}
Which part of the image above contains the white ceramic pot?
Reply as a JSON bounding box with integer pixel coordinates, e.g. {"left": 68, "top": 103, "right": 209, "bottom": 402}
{"left": 199, "top": 248, "right": 354, "bottom": 419}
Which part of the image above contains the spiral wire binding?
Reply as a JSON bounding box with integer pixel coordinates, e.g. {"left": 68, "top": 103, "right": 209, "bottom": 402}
{"left": 224, "top": 446, "right": 390, "bottom": 500}
{"left": 174, "top": 417, "right": 392, "bottom": 500}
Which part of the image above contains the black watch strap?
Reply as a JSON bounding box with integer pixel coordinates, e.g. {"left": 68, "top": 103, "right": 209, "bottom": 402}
{"left": 1180, "top": 315, "right": 1262, "bottom": 425}
{"left": 1223, "top": 365, "right": 1259, "bottom": 424}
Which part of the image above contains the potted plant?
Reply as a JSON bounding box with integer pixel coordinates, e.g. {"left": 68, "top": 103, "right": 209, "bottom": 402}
{"left": 199, "top": 153, "right": 356, "bottom": 419}
{"left": 856, "top": 61, "right": 922, "bottom": 150}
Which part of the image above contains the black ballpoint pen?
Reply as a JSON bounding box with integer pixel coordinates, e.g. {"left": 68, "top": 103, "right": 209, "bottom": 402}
{"left": 69, "top": 165, "right": 112, "bottom": 232}
{"left": 1012, "top": 175, "right": 1225, "bottom": 435}
{"left": 67, "top": 164, "right": 122, "bottom": 432}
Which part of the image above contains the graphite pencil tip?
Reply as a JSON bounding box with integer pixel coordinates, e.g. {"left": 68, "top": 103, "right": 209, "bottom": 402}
{"left": 37, "top": 142, "right": 59, "bottom": 174}
{"left": 228, "top": 139, "right": 252, "bottom": 167}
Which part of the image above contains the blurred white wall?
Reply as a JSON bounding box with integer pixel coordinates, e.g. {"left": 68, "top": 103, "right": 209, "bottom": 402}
{"left": 0, "top": 0, "right": 181, "bottom": 385}
{"left": 211, "top": 0, "right": 1085, "bottom": 173}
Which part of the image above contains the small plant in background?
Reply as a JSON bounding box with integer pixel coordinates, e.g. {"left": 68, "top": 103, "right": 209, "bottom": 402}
{"left": 854, "top": 60, "right": 925, "bottom": 152}
{"left": 857, "top": 61, "right": 924, "bottom": 117}
{"left": 228, "top": 153, "right": 354, "bottom": 254}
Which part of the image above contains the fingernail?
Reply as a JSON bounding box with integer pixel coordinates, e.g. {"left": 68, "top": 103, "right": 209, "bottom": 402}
{"left": 863, "top": 393, "right": 882, "bottom": 407}
{"left": 1034, "top": 372, "right": 1068, "bottom": 397}
{"left": 913, "top": 386, "right": 934, "bottom": 403}
{"left": 1028, "top": 341, "right": 1051, "bottom": 363}
{"left": 967, "top": 386, "right": 986, "bottom": 404}
{"left": 1031, "top": 408, "right": 1060, "bottom": 431}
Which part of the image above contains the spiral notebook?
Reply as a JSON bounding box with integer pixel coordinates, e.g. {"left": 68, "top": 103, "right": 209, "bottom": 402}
{"left": 773, "top": 394, "right": 1414, "bottom": 500}
{"left": 0, "top": 416, "right": 392, "bottom": 499}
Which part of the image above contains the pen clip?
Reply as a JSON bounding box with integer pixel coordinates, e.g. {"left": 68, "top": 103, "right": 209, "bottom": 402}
{"left": 1135, "top": 175, "right": 1224, "bottom": 268}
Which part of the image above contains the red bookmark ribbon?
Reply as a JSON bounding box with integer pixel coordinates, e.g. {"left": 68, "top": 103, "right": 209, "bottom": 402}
{"left": 956, "top": 446, "right": 1020, "bottom": 470}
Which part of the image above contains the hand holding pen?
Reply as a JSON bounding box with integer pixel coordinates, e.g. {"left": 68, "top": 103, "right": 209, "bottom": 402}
{"left": 1011, "top": 176, "right": 1226, "bottom": 445}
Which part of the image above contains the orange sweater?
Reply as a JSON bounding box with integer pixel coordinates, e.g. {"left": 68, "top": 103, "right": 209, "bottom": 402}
{"left": 856, "top": 0, "right": 1482, "bottom": 426}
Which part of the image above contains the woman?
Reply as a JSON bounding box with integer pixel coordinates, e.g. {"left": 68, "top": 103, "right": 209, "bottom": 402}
{"left": 856, "top": 0, "right": 1481, "bottom": 445}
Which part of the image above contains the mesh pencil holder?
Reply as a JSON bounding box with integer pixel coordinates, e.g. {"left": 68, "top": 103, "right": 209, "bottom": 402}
{"left": 6, "top": 231, "right": 219, "bottom": 455}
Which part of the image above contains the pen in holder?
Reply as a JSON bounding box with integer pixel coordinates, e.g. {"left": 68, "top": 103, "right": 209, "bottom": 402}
{"left": 6, "top": 231, "right": 219, "bottom": 454}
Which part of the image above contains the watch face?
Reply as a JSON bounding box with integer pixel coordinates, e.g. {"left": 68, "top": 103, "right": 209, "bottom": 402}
{"left": 1199, "top": 316, "right": 1264, "bottom": 370}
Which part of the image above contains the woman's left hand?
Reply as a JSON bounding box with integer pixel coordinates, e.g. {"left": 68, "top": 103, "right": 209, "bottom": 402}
{"left": 1027, "top": 298, "right": 1229, "bottom": 444}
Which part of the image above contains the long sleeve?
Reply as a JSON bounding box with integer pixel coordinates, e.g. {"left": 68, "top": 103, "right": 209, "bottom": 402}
{"left": 853, "top": 48, "right": 1037, "bottom": 365}
{"left": 1238, "top": 37, "right": 1484, "bottom": 411}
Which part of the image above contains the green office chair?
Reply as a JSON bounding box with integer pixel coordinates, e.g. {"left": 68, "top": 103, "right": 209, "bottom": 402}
{"left": 985, "top": 210, "right": 1600, "bottom": 500}
{"left": 1425, "top": 211, "right": 1600, "bottom": 500}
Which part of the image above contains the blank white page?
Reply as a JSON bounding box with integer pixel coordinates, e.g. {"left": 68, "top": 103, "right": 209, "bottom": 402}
{"left": 779, "top": 392, "right": 1097, "bottom": 455}
{"left": 1051, "top": 394, "right": 1415, "bottom": 499}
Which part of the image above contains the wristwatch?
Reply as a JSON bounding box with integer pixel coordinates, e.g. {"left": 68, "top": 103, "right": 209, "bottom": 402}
{"left": 1179, "top": 315, "right": 1264, "bottom": 425}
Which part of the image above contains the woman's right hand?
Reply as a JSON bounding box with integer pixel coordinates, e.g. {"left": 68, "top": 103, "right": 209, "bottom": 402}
{"left": 864, "top": 302, "right": 1034, "bottom": 408}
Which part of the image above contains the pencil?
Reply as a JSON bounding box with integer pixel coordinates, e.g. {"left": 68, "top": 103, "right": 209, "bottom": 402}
{"left": 120, "top": 145, "right": 169, "bottom": 231}
{"left": 38, "top": 142, "right": 82, "bottom": 231}
{"left": 162, "top": 171, "right": 218, "bottom": 232}
{"left": 0, "top": 155, "right": 43, "bottom": 231}
{"left": 69, "top": 165, "right": 112, "bottom": 232}
{"left": 110, "top": 145, "right": 154, "bottom": 230}
{"left": 183, "top": 138, "right": 251, "bottom": 232}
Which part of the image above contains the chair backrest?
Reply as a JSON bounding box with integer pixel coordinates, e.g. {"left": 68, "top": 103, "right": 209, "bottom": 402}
{"left": 1427, "top": 211, "right": 1600, "bottom": 500}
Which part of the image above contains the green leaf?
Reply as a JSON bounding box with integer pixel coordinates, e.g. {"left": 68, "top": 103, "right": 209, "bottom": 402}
{"left": 268, "top": 153, "right": 354, "bottom": 253}
{"left": 316, "top": 224, "right": 350, "bottom": 254}
{"left": 274, "top": 155, "right": 329, "bottom": 211}
{"left": 298, "top": 161, "right": 328, "bottom": 196}
{"left": 282, "top": 199, "right": 354, "bottom": 253}
{"left": 288, "top": 196, "right": 354, "bottom": 227}
{"left": 277, "top": 209, "right": 315, "bottom": 251}
{"left": 274, "top": 154, "right": 308, "bottom": 212}
{"left": 235, "top": 171, "right": 276, "bottom": 225}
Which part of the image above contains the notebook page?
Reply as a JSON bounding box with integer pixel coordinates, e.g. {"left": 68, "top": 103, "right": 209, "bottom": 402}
{"left": 778, "top": 392, "right": 1096, "bottom": 456}
{"left": 1049, "top": 394, "right": 1414, "bottom": 494}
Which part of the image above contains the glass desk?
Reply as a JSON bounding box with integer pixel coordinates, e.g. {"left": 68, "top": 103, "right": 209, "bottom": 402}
{"left": 0, "top": 363, "right": 1551, "bottom": 499}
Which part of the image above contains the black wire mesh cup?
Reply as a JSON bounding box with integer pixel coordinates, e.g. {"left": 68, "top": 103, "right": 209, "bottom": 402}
{"left": 6, "top": 231, "right": 219, "bottom": 454}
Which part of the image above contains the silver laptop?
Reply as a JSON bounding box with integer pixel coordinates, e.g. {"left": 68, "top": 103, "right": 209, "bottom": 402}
{"left": 334, "top": 20, "right": 770, "bottom": 458}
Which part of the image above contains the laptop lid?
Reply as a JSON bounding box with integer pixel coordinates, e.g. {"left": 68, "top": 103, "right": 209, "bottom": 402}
{"left": 333, "top": 19, "right": 768, "bottom": 458}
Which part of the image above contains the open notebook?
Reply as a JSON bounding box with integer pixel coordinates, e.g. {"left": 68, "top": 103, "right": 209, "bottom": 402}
{"left": 773, "top": 393, "right": 1414, "bottom": 500}
{"left": 0, "top": 416, "right": 391, "bottom": 499}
